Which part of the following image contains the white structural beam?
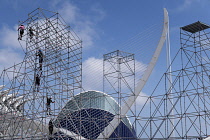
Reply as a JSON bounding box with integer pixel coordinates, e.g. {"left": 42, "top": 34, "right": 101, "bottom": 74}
{"left": 58, "top": 128, "right": 86, "bottom": 139}
{"left": 3, "top": 92, "right": 18, "bottom": 102}
{"left": 97, "top": 8, "right": 169, "bottom": 139}
{"left": 13, "top": 98, "right": 31, "bottom": 110}
{"left": 0, "top": 85, "right": 5, "bottom": 90}
{"left": 0, "top": 89, "right": 10, "bottom": 98}
{"left": 9, "top": 96, "right": 24, "bottom": 106}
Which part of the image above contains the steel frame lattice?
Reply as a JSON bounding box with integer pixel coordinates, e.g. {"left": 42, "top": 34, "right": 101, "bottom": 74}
{"left": 0, "top": 8, "right": 82, "bottom": 139}
{"left": 103, "top": 50, "right": 136, "bottom": 139}
{"left": 135, "top": 21, "right": 210, "bottom": 139}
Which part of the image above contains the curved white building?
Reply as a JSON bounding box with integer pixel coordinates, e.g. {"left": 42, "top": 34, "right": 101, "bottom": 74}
{"left": 53, "top": 90, "right": 136, "bottom": 139}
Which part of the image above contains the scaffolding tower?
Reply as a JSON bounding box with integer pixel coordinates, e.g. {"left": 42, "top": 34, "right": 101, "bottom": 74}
{"left": 103, "top": 50, "right": 135, "bottom": 105}
{"left": 135, "top": 21, "right": 210, "bottom": 139}
{"left": 0, "top": 8, "right": 82, "bottom": 139}
{"left": 103, "top": 50, "right": 136, "bottom": 139}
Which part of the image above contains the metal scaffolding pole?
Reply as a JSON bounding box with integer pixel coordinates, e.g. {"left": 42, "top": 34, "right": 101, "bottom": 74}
{"left": 136, "top": 21, "right": 210, "bottom": 140}
{"left": 0, "top": 8, "right": 82, "bottom": 139}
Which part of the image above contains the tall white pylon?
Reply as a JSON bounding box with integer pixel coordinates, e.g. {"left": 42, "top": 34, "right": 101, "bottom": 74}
{"left": 165, "top": 11, "right": 175, "bottom": 138}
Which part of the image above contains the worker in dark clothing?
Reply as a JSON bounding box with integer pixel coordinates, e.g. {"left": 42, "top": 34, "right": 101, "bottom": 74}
{"left": 46, "top": 97, "right": 55, "bottom": 115}
{"left": 36, "top": 49, "right": 44, "bottom": 70}
{"left": 29, "top": 27, "right": 35, "bottom": 41}
{"left": 18, "top": 25, "right": 25, "bottom": 40}
{"left": 48, "top": 119, "right": 53, "bottom": 135}
{"left": 37, "top": 49, "right": 43, "bottom": 63}
{"left": 35, "top": 74, "right": 40, "bottom": 92}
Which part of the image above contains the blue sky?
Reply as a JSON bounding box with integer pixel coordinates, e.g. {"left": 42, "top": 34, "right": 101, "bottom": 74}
{"left": 0, "top": 0, "right": 210, "bottom": 99}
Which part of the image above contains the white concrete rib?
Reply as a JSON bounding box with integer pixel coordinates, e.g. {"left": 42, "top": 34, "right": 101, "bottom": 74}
{"left": 3, "top": 92, "right": 18, "bottom": 102}
{"left": 204, "top": 137, "right": 210, "bottom": 140}
{"left": 0, "top": 85, "right": 86, "bottom": 139}
{"left": 10, "top": 96, "right": 23, "bottom": 106}
{"left": 0, "top": 85, "right": 5, "bottom": 90}
{"left": 0, "top": 89, "right": 10, "bottom": 98}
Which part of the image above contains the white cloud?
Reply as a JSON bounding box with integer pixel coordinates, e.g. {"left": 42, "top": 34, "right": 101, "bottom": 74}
{"left": 135, "top": 60, "right": 147, "bottom": 77}
{"left": 76, "top": 22, "right": 98, "bottom": 49}
{"left": 50, "top": 0, "right": 105, "bottom": 49}
{"left": 0, "top": 48, "right": 23, "bottom": 81}
{"left": 82, "top": 57, "right": 148, "bottom": 93}
{"left": 82, "top": 57, "right": 103, "bottom": 91}
{"left": 82, "top": 56, "right": 151, "bottom": 110}
{"left": 135, "top": 92, "right": 150, "bottom": 106}
{"left": 176, "top": 0, "right": 200, "bottom": 12}
{"left": 0, "top": 24, "right": 26, "bottom": 82}
{"left": 0, "top": 25, "right": 21, "bottom": 49}
{"left": 130, "top": 92, "right": 151, "bottom": 111}
{"left": 58, "top": 1, "right": 79, "bottom": 24}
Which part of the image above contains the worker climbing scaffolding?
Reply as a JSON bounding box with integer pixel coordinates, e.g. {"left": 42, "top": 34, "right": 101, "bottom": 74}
{"left": 36, "top": 49, "right": 44, "bottom": 70}
{"left": 35, "top": 74, "right": 41, "bottom": 92}
{"left": 18, "top": 24, "right": 25, "bottom": 40}
{"left": 48, "top": 119, "right": 54, "bottom": 135}
{"left": 29, "top": 27, "right": 35, "bottom": 41}
{"left": 46, "top": 97, "right": 55, "bottom": 115}
{"left": 0, "top": 8, "right": 83, "bottom": 139}
{"left": 33, "top": 49, "right": 44, "bottom": 92}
